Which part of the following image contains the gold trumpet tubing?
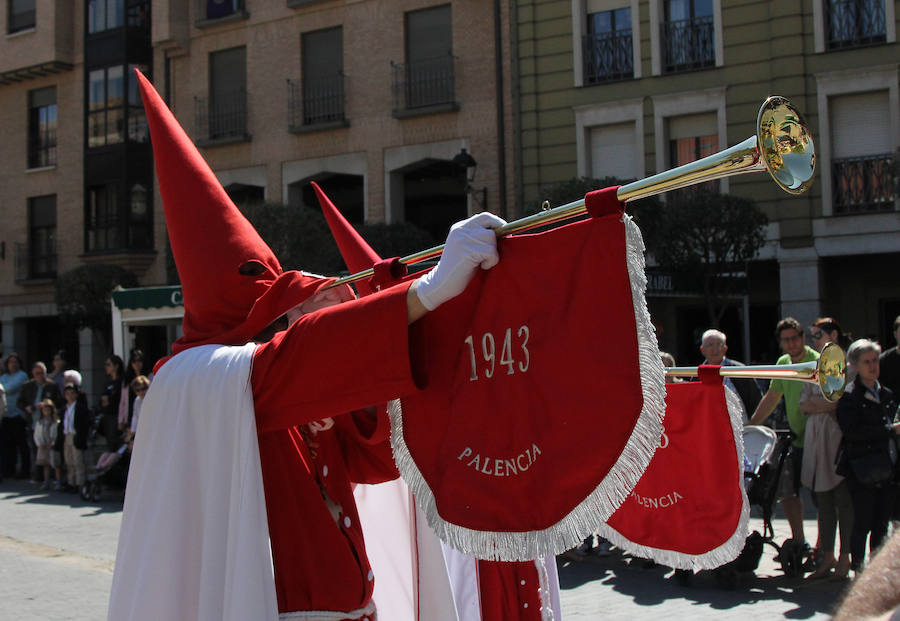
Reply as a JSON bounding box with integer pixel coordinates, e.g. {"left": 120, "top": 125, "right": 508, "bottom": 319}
{"left": 327, "top": 96, "right": 814, "bottom": 290}
{"left": 328, "top": 140, "right": 767, "bottom": 289}
{"left": 664, "top": 362, "right": 818, "bottom": 383}
{"left": 616, "top": 137, "right": 765, "bottom": 201}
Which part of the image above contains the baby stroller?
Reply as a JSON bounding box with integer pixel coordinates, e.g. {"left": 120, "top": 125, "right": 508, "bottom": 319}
{"left": 721, "top": 426, "right": 813, "bottom": 584}
{"left": 81, "top": 443, "right": 130, "bottom": 502}
{"left": 677, "top": 425, "right": 811, "bottom": 589}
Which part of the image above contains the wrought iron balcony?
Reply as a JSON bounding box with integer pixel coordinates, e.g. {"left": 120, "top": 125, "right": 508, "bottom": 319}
{"left": 391, "top": 55, "right": 456, "bottom": 114}
{"left": 14, "top": 242, "right": 56, "bottom": 281}
{"left": 195, "top": 90, "right": 249, "bottom": 143}
{"left": 826, "top": 0, "right": 886, "bottom": 49}
{"left": 662, "top": 16, "right": 715, "bottom": 73}
{"left": 583, "top": 30, "right": 634, "bottom": 84}
{"left": 288, "top": 75, "right": 346, "bottom": 130}
{"left": 27, "top": 127, "right": 56, "bottom": 169}
{"left": 832, "top": 153, "right": 896, "bottom": 214}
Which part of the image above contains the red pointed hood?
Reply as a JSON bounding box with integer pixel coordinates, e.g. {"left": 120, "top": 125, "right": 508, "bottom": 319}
{"left": 313, "top": 182, "right": 382, "bottom": 297}
{"left": 136, "top": 70, "right": 331, "bottom": 354}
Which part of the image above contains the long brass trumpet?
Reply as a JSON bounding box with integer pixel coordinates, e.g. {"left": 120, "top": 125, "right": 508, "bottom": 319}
{"left": 328, "top": 95, "right": 816, "bottom": 289}
{"left": 665, "top": 343, "right": 847, "bottom": 402}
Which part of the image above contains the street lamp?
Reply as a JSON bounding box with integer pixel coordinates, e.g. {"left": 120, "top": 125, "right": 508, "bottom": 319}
{"left": 452, "top": 148, "right": 487, "bottom": 210}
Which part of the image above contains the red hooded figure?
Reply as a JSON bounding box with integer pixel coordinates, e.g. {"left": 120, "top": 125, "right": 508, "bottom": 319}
{"left": 109, "top": 72, "right": 505, "bottom": 621}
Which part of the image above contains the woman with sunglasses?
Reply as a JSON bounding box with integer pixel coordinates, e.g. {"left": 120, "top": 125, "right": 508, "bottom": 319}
{"left": 800, "top": 317, "right": 854, "bottom": 579}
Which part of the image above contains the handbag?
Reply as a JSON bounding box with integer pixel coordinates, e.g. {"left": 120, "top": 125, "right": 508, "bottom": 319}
{"left": 848, "top": 442, "right": 895, "bottom": 487}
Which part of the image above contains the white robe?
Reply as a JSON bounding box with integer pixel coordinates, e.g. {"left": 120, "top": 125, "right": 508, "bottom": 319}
{"left": 108, "top": 344, "right": 279, "bottom": 621}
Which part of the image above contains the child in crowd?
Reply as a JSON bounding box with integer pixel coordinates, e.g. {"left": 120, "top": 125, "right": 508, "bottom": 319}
{"left": 33, "top": 399, "right": 62, "bottom": 490}
{"left": 125, "top": 375, "right": 150, "bottom": 451}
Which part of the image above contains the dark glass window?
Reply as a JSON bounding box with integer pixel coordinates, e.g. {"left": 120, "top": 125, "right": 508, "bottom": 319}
{"left": 299, "top": 27, "right": 344, "bottom": 126}
{"left": 128, "top": 183, "right": 153, "bottom": 247}
{"left": 8, "top": 0, "right": 35, "bottom": 33}
{"left": 584, "top": 8, "right": 633, "bottom": 83}
{"left": 88, "top": 66, "right": 125, "bottom": 147}
{"left": 88, "top": 0, "right": 124, "bottom": 33}
{"left": 397, "top": 4, "right": 454, "bottom": 109}
{"left": 206, "top": 0, "right": 244, "bottom": 20}
{"left": 127, "top": 64, "right": 150, "bottom": 142}
{"left": 86, "top": 184, "right": 119, "bottom": 251}
{"left": 207, "top": 46, "right": 247, "bottom": 140}
{"left": 662, "top": 0, "right": 715, "bottom": 73}
{"left": 28, "top": 87, "right": 57, "bottom": 169}
{"left": 28, "top": 195, "right": 57, "bottom": 278}
{"left": 826, "top": 0, "right": 886, "bottom": 49}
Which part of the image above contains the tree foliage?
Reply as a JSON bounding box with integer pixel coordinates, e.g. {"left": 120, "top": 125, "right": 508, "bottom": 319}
{"left": 56, "top": 265, "right": 139, "bottom": 345}
{"left": 239, "top": 202, "right": 437, "bottom": 275}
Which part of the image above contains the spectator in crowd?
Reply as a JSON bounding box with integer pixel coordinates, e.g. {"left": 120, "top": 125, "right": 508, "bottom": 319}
{"left": 125, "top": 375, "right": 150, "bottom": 450}
{"left": 750, "top": 317, "right": 819, "bottom": 550}
{"left": 47, "top": 350, "right": 70, "bottom": 394}
{"left": 699, "top": 328, "right": 762, "bottom": 421}
{"left": 122, "top": 349, "right": 149, "bottom": 429}
{"left": 836, "top": 339, "right": 899, "bottom": 574}
{"left": 61, "top": 381, "right": 91, "bottom": 493}
{"left": 33, "top": 399, "right": 62, "bottom": 491}
{"left": 101, "top": 355, "right": 126, "bottom": 451}
{"left": 660, "top": 351, "right": 681, "bottom": 383}
{"left": 1, "top": 354, "right": 31, "bottom": 478}
{"left": 18, "top": 361, "right": 64, "bottom": 482}
{"left": 880, "top": 314, "right": 900, "bottom": 395}
{"left": 799, "top": 317, "right": 854, "bottom": 579}
{"left": 18, "top": 362, "right": 63, "bottom": 415}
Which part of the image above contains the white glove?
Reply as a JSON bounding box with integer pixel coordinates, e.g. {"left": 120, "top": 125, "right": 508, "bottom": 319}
{"left": 415, "top": 212, "right": 506, "bottom": 311}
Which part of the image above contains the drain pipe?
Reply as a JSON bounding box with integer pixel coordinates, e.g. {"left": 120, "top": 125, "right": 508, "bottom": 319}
{"left": 493, "top": 0, "right": 507, "bottom": 219}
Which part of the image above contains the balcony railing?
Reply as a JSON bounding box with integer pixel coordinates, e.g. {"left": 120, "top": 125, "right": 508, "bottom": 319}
{"left": 288, "top": 75, "right": 346, "bottom": 129}
{"left": 826, "top": 0, "right": 886, "bottom": 49}
{"left": 195, "top": 90, "right": 248, "bottom": 142}
{"left": 583, "top": 30, "right": 633, "bottom": 84}
{"left": 662, "top": 16, "right": 715, "bottom": 73}
{"left": 392, "top": 55, "right": 456, "bottom": 113}
{"left": 14, "top": 242, "right": 56, "bottom": 281}
{"left": 28, "top": 127, "right": 56, "bottom": 169}
{"left": 832, "top": 153, "right": 896, "bottom": 214}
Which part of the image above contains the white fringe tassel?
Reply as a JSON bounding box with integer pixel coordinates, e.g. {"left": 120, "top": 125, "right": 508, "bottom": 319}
{"left": 596, "top": 384, "right": 751, "bottom": 571}
{"left": 389, "top": 214, "right": 667, "bottom": 561}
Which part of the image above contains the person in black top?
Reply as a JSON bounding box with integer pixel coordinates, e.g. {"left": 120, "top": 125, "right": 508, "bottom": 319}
{"left": 836, "top": 339, "right": 900, "bottom": 573}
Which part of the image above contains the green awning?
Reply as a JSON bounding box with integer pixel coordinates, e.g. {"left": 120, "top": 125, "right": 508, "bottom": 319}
{"left": 112, "top": 286, "right": 183, "bottom": 311}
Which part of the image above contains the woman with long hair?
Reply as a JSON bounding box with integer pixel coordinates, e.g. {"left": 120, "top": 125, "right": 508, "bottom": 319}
{"left": 800, "top": 317, "right": 854, "bottom": 579}
{"left": 101, "top": 355, "right": 126, "bottom": 451}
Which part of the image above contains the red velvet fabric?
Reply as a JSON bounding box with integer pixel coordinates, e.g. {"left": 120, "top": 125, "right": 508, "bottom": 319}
{"left": 584, "top": 185, "right": 624, "bottom": 218}
{"left": 401, "top": 215, "right": 643, "bottom": 533}
{"left": 476, "top": 561, "right": 543, "bottom": 620}
{"left": 604, "top": 375, "right": 744, "bottom": 555}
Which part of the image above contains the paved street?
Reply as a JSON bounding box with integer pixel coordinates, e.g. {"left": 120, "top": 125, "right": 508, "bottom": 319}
{"left": 0, "top": 481, "right": 848, "bottom": 619}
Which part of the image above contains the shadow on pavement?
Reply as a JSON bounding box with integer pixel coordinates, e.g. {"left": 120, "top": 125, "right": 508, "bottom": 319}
{"left": 0, "top": 480, "right": 123, "bottom": 515}
{"left": 557, "top": 548, "right": 850, "bottom": 619}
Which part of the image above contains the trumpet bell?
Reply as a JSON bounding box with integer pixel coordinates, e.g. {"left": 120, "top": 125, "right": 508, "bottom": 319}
{"left": 757, "top": 96, "right": 816, "bottom": 195}
{"left": 818, "top": 342, "right": 847, "bottom": 402}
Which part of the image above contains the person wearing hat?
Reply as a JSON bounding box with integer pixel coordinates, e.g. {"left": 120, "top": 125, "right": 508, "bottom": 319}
{"left": 109, "top": 72, "right": 505, "bottom": 621}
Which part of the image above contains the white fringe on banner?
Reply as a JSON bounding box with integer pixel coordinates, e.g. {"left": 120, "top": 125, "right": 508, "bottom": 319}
{"left": 389, "top": 214, "right": 667, "bottom": 561}
{"left": 596, "top": 383, "right": 751, "bottom": 571}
